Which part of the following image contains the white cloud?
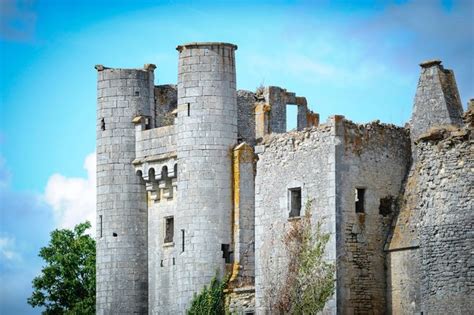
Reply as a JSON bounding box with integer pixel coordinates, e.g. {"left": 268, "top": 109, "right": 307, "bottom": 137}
{"left": 44, "top": 152, "right": 96, "bottom": 235}
{"left": 0, "top": 236, "right": 21, "bottom": 262}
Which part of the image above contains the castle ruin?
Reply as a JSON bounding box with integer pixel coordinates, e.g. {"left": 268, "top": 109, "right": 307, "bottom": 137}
{"left": 95, "top": 42, "right": 473, "bottom": 314}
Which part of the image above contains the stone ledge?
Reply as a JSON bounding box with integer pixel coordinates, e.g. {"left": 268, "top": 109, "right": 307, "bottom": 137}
{"left": 176, "top": 42, "right": 238, "bottom": 52}
{"left": 132, "top": 152, "right": 177, "bottom": 165}
{"left": 419, "top": 59, "right": 442, "bottom": 68}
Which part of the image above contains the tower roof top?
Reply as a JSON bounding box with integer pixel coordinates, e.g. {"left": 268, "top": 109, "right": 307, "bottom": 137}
{"left": 176, "top": 42, "right": 238, "bottom": 52}
{"left": 419, "top": 59, "right": 442, "bottom": 68}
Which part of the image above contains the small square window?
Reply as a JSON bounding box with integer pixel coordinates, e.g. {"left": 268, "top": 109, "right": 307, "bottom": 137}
{"left": 164, "top": 217, "right": 174, "bottom": 243}
{"left": 355, "top": 188, "right": 365, "bottom": 213}
{"left": 289, "top": 187, "right": 302, "bottom": 217}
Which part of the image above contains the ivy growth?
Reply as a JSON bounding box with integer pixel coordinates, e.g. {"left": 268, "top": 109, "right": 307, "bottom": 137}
{"left": 187, "top": 273, "right": 228, "bottom": 315}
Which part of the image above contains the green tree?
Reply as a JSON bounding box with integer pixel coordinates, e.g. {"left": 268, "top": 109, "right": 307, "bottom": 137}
{"left": 28, "top": 221, "right": 96, "bottom": 315}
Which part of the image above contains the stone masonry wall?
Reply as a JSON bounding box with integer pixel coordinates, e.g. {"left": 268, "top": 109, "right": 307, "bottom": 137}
{"left": 227, "top": 143, "right": 256, "bottom": 314}
{"left": 154, "top": 84, "right": 177, "bottom": 127}
{"left": 147, "top": 161, "right": 179, "bottom": 315}
{"left": 135, "top": 125, "right": 176, "bottom": 161}
{"left": 415, "top": 125, "right": 472, "bottom": 314}
{"left": 386, "top": 248, "right": 421, "bottom": 314}
{"left": 237, "top": 90, "right": 257, "bottom": 144}
{"left": 255, "top": 120, "right": 338, "bottom": 314}
{"left": 410, "top": 60, "right": 464, "bottom": 140}
{"left": 335, "top": 119, "right": 411, "bottom": 314}
{"left": 264, "top": 86, "right": 287, "bottom": 134}
{"left": 96, "top": 66, "right": 154, "bottom": 314}
{"left": 175, "top": 42, "right": 238, "bottom": 312}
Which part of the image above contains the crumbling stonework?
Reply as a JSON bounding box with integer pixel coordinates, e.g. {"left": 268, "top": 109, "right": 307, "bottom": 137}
{"left": 336, "top": 120, "right": 411, "bottom": 314}
{"left": 154, "top": 84, "right": 177, "bottom": 127}
{"left": 96, "top": 45, "right": 472, "bottom": 314}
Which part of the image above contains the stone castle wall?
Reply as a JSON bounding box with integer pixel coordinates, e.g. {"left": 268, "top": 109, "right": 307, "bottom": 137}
{"left": 96, "top": 46, "right": 471, "bottom": 315}
{"left": 254, "top": 120, "right": 339, "bottom": 314}
{"left": 154, "top": 84, "right": 177, "bottom": 127}
{"left": 237, "top": 90, "right": 257, "bottom": 144}
{"left": 416, "top": 126, "right": 472, "bottom": 313}
{"left": 335, "top": 120, "right": 411, "bottom": 314}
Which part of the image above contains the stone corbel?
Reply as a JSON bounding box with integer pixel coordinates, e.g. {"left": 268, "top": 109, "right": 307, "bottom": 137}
{"left": 146, "top": 181, "right": 160, "bottom": 202}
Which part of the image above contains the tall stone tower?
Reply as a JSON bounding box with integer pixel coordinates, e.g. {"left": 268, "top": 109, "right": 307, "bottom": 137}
{"left": 175, "top": 42, "right": 238, "bottom": 309}
{"left": 410, "top": 59, "right": 464, "bottom": 140}
{"left": 95, "top": 65, "right": 155, "bottom": 314}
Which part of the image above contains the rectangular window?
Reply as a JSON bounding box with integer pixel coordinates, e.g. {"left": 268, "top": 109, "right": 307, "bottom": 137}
{"left": 187, "top": 103, "right": 190, "bottom": 116}
{"left": 355, "top": 188, "right": 365, "bottom": 213}
{"left": 289, "top": 187, "right": 302, "bottom": 217}
{"left": 164, "top": 217, "right": 174, "bottom": 243}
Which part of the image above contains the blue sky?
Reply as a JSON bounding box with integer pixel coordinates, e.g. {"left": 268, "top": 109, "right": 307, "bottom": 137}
{"left": 0, "top": 0, "right": 472, "bottom": 313}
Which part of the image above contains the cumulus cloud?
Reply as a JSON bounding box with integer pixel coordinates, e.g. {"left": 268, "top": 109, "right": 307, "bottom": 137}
{"left": 44, "top": 152, "right": 96, "bottom": 234}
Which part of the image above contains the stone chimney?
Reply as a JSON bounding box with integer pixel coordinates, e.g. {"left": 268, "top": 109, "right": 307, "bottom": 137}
{"left": 410, "top": 59, "right": 464, "bottom": 141}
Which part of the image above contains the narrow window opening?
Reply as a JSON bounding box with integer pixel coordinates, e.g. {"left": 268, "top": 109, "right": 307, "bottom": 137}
{"left": 221, "top": 244, "right": 232, "bottom": 263}
{"left": 289, "top": 187, "right": 302, "bottom": 217}
{"left": 173, "top": 257, "right": 175, "bottom": 265}
{"left": 160, "top": 260, "right": 164, "bottom": 267}
{"left": 187, "top": 103, "right": 190, "bottom": 116}
{"left": 99, "top": 215, "right": 103, "bottom": 238}
{"left": 181, "top": 229, "right": 185, "bottom": 252}
{"left": 100, "top": 118, "right": 105, "bottom": 131}
{"left": 144, "top": 117, "right": 151, "bottom": 130}
{"left": 164, "top": 217, "right": 174, "bottom": 243}
{"left": 355, "top": 188, "right": 365, "bottom": 213}
{"left": 174, "top": 164, "right": 178, "bottom": 179}
{"left": 112, "top": 232, "right": 117, "bottom": 237}
{"left": 135, "top": 91, "right": 140, "bottom": 96}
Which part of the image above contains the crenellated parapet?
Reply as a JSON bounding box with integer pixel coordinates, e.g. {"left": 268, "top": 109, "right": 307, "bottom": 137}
{"left": 136, "top": 160, "right": 177, "bottom": 203}
{"left": 133, "top": 116, "right": 176, "bottom": 159}
{"left": 132, "top": 116, "right": 177, "bottom": 203}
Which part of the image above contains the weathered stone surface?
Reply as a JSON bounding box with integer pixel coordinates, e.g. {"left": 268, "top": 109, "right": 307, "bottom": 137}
{"left": 96, "top": 49, "right": 472, "bottom": 315}
{"left": 410, "top": 60, "right": 464, "bottom": 141}
{"left": 96, "top": 67, "right": 154, "bottom": 315}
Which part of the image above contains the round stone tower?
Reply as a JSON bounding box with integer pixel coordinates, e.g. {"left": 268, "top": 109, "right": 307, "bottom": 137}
{"left": 175, "top": 42, "right": 238, "bottom": 309}
{"left": 95, "top": 65, "right": 155, "bottom": 314}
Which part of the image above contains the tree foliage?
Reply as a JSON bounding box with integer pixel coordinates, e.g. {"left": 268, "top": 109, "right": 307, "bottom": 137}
{"left": 28, "top": 221, "right": 96, "bottom": 314}
{"left": 276, "top": 200, "right": 335, "bottom": 314}
{"left": 187, "top": 273, "right": 228, "bottom": 315}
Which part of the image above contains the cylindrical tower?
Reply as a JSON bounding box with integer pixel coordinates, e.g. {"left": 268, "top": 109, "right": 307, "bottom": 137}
{"left": 95, "top": 65, "right": 155, "bottom": 314}
{"left": 175, "top": 42, "right": 238, "bottom": 309}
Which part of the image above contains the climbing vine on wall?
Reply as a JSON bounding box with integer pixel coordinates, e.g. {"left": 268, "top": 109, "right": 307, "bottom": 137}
{"left": 187, "top": 273, "right": 228, "bottom": 315}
